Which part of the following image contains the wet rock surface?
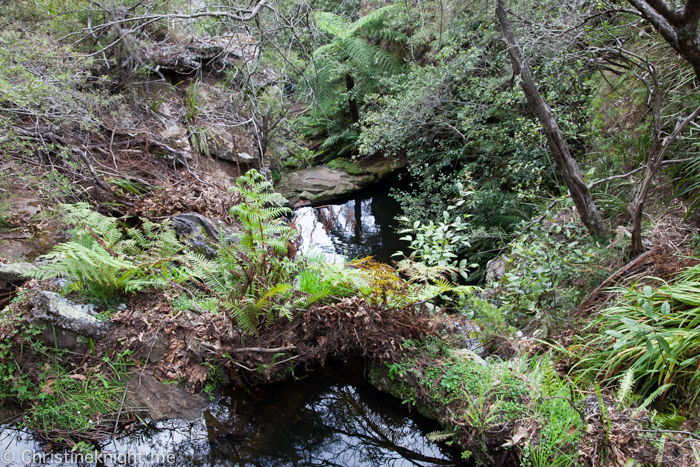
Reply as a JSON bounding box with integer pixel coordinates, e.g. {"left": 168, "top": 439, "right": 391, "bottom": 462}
{"left": 127, "top": 372, "right": 209, "bottom": 422}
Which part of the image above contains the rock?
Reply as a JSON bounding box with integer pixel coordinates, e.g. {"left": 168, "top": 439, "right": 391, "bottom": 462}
{"left": 0, "top": 261, "right": 35, "bottom": 288}
{"left": 28, "top": 291, "right": 112, "bottom": 339}
{"left": 127, "top": 373, "right": 209, "bottom": 421}
{"left": 250, "top": 68, "right": 278, "bottom": 87}
{"left": 159, "top": 119, "right": 193, "bottom": 159}
{"left": 485, "top": 257, "right": 506, "bottom": 283}
{"left": 145, "top": 34, "right": 258, "bottom": 76}
{"left": 133, "top": 334, "right": 171, "bottom": 363}
{"left": 7, "top": 197, "right": 41, "bottom": 216}
{"left": 27, "top": 292, "right": 112, "bottom": 354}
{"left": 276, "top": 158, "right": 405, "bottom": 206}
{"left": 204, "top": 126, "right": 259, "bottom": 166}
{"left": 172, "top": 212, "right": 221, "bottom": 239}
{"left": 171, "top": 212, "right": 239, "bottom": 257}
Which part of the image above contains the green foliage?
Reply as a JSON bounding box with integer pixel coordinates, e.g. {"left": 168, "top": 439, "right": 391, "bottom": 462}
{"left": 0, "top": 26, "right": 121, "bottom": 135}
{"left": 189, "top": 170, "right": 298, "bottom": 335}
{"left": 30, "top": 203, "right": 190, "bottom": 299}
{"left": 184, "top": 79, "right": 203, "bottom": 122}
{"left": 299, "top": 5, "right": 404, "bottom": 160}
{"left": 574, "top": 262, "right": 700, "bottom": 402}
{"left": 393, "top": 180, "right": 474, "bottom": 279}
{"left": 490, "top": 204, "right": 607, "bottom": 324}
{"left": 0, "top": 308, "right": 130, "bottom": 436}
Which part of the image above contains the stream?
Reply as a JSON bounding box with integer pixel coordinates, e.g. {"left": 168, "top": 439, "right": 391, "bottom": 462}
{"left": 0, "top": 362, "right": 466, "bottom": 466}
{"left": 0, "top": 182, "right": 470, "bottom": 467}
{"left": 293, "top": 182, "right": 408, "bottom": 264}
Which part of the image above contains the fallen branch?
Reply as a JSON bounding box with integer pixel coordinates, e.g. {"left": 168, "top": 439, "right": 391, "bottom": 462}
{"left": 576, "top": 248, "right": 655, "bottom": 313}
{"left": 588, "top": 158, "right": 696, "bottom": 189}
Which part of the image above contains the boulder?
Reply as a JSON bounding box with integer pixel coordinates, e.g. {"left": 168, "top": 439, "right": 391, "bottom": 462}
{"left": 27, "top": 291, "right": 113, "bottom": 353}
{"left": 204, "top": 127, "right": 259, "bottom": 166}
{"left": 159, "top": 119, "right": 193, "bottom": 159}
{"left": 28, "top": 291, "right": 112, "bottom": 338}
{"left": 171, "top": 212, "right": 239, "bottom": 257}
{"left": 145, "top": 34, "right": 258, "bottom": 76}
{"left": 0, "top": 262, "right": 35, "bottom": 289}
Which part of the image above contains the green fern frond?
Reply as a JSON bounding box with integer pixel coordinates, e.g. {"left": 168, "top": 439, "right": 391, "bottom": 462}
{"left": 373, "top": 48, "right": 403, "bottom": 75}
{"left": 346, "top": 5, "right": 400, "bottom": 37}
{"left": 315, "top": 11, "right": 351, "bottom": 40}
{"left": 634, "top": 383, "right": 674, "bottom": 416}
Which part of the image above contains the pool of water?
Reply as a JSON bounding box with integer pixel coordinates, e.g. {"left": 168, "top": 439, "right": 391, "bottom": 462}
{"left": 0, "top": 362, "right": 467, "bottom": 466}
{"left": 293, "top": 182, "right": 408, "bottom": 264}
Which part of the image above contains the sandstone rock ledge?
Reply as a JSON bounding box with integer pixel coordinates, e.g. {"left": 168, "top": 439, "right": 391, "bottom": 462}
{"left": 275, "top": 159, "right": 405, "bottom": 207}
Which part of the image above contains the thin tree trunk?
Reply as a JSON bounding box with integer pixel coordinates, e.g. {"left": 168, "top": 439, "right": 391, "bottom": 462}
{"left": 630, "top": 103, "right": 700, "bottom": 255}
{"left": 345, "top": 74, "right": 360, "bottom": 124}
{"left": 495, "top": 0, "right": 607, "bottom": 237}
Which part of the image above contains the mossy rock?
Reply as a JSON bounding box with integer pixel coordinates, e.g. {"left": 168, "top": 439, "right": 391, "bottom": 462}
{"left": 326, "top": 158, "right": 368, "bottom": 176}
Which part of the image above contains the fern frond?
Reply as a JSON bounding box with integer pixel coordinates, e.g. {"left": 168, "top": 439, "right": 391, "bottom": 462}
{"left": 633, "top": 383, "right": 675, "bottom": 416}
{"left": 373, "top": 48, "right": 403, "bottom": 75}
{"left": 617, "top": 368, "right": 635, "bottom": 405}
{"left": 346, "top": 5, "right": 400, "bottom": 37}
{"left": 315, "top": 11, "right": 350, "bottom": 40}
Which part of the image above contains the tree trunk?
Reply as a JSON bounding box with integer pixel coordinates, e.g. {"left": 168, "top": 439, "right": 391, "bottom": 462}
{"left": 630, "top": 102, "right": 700, "bottom": 255}
{"left": 495, "top": 0, "right": 607, "bottom": 238}
{"left": 345, "top": 74, "right": 360, "bottom": 124}
{"left": 627, "top": 0, "right": 700, "bottom": 80}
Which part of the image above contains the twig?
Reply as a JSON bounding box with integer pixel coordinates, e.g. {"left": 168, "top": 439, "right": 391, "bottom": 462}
{"left": 112, "top": 382, "right": 129, "bottom": 439}
{"left": 588, "top": 158, "right": 696, "bottom": 189}
{"left": 628, "top": 429, "right": 700, "bottom": 440}
{"left": 227, "top": 345, "right": 296, "bottom": 353}
{"left": 73, "top": 146, "right": 113, "bottom": 193}
{"left": 110, "top": 124, "right": 118, "bottom": 169}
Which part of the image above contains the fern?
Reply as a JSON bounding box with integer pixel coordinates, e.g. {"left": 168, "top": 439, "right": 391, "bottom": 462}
{"left": 189, "top": 170, "right": 300, "bottom": 336}
{"left": 303, "top": 6, "right": 404, "bottom": 160}
{"left": 616, "top": 368, "right": 635, "bottom": 406}
{"left": 30, "top": 203, "right": 189, "bottom": 298}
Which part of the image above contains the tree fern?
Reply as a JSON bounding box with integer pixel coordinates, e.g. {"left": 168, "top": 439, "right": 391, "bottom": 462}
{"left": 303, "top": 6, "right": 404, "bottom": 160}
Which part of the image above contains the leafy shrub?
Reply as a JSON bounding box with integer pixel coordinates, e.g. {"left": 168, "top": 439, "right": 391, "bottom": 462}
{"left": 490, "top": 205, "right": 606, "bottom": 323}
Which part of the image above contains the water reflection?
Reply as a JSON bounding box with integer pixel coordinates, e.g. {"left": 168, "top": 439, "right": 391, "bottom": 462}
{"left": 0, "top": 364, "right": 465, "bottom": 467}
{"left": 293, "top": 184, "right": 407, "bottom": 264}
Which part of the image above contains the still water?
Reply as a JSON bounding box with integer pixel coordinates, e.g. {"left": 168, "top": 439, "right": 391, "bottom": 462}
{"left": 0, "top": 182, "right": 468, "bottom": 467}
{"left": 293, "top": 183, "right": 408, "bottom": 264}
{"left": 0, "top": 363, "right": 465, "bottom": 466}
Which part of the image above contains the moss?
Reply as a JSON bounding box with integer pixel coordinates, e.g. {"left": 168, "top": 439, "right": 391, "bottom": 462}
{"left": 326, "top": 158, "right": 368, "bottom": 175}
